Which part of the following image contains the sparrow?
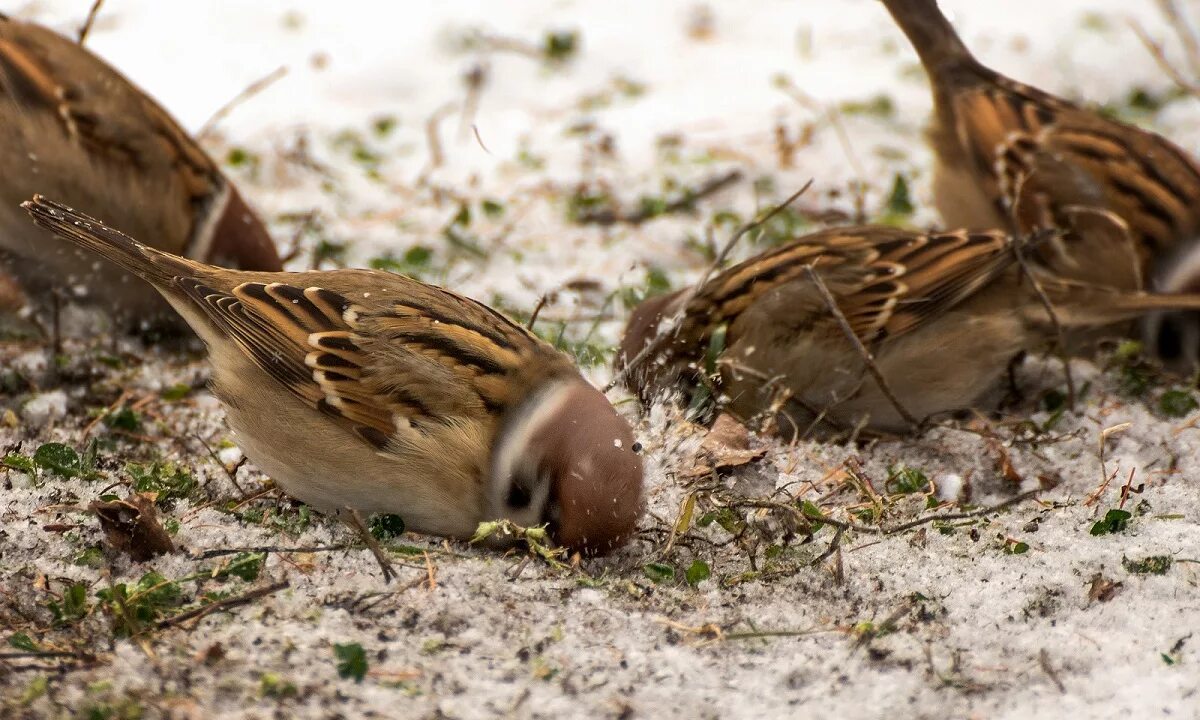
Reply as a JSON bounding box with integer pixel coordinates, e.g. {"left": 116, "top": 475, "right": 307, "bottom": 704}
{"left": 880, "top": 0, "right": 1200, "bottom": 361}
{"left": 24, "top": 196, "right": 644, "bottom": 572}
{"left": 616, "top": 226, "right": 1200, "bottom": 434}
{"left": 0, "top": 14, "right": 281, "bottom": 328}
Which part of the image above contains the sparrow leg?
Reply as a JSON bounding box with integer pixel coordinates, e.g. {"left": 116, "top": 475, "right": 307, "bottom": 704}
{"left": 1001, "top": 350, "right": 1028, "bottom": 409}
{"left": 342, "top": 508, "right": 397, "bottom": 583}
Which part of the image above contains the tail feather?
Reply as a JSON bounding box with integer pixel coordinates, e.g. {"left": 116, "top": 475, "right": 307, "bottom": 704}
{"left": 880, "top": 0, "right": 977, "bottom": 77}
{"left": 1043, "top": 277, "right": 1200, "bottom": 326}
{"left": 22, "top": 194, "right": 191, "bottom": 286}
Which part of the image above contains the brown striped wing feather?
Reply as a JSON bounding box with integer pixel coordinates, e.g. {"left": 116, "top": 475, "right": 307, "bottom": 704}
{"left": 665, "top": 227, "right": 1016, "bottom": 367}
{"left": 953, "top": 77, "right": 1200, "bottom": 286}
{"left": 175, "top": 270, "right": 572, "bottom": 450}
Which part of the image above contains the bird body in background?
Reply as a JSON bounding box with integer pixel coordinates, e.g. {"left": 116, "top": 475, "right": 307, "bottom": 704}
{"left": 24, "top": 196, "right": 644, "bottom": 559}
{"left": 880, "top": 0, "right": 1200, "bottom": 361}
{"left": 0, "top": 15, "right": 280, "bottom": 327}
{"left": 617, "top": 226, "right": 1200, "bottom": 435}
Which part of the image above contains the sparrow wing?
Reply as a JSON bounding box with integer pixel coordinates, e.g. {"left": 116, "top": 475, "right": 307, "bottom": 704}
{"left": 952, "top": 78, "right": 1200, "bottom": 280}
{"left": 175, "top": 271, "right": 574, "bottom": 450}
{"left": 671, "top": 227, "right": 1016, "bottom": 348}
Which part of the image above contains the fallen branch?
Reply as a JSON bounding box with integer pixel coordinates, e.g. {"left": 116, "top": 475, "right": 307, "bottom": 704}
{"left": 157, "top": 579, "right": 289, "bottom": 630}
{"left": 574, "top": 169, "right": 743, "bottom": 225}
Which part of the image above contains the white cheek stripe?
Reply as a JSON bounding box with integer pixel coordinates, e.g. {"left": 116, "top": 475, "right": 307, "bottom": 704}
{"left": 489, "top": 380, "right": 574, "bottom": 490}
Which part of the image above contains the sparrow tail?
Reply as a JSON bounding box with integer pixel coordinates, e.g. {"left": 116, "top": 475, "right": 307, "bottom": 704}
{"left": 880, "top": 0, "right": 977, "bottom": 77}
{"left": 1047, "top": 282, "right": 1200, "bottom": 327}
{"left": 22, "top": 194, "right": 189, "bottom": 287}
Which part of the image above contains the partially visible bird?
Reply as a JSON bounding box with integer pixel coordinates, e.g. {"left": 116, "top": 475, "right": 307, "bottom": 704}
{"left": 880, "top": 0, "right": 1200, "bottom": 361}
{"left": 0, "top": 14, "right": 280, "bottom": 329}
{"left": 617, "top": 226, "right": 1200, "bottom": 435}
{"left": 24, "top": 196, "right": 644, "bottom": 576}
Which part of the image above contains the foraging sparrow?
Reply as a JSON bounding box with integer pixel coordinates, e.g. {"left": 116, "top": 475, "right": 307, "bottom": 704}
{"left": 880, "top": 0, "right": 1200, "bottom": 358}
{"left": 24, "top": 196, "right": 644, "bottom": 559}
{"left": 617, "top": 226, "right": 1200, "bottom": 434}
{"left": 0, "top": 15, "right": 280, "bottom": 326}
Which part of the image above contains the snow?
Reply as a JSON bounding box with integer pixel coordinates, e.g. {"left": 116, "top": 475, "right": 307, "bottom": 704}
{"left": 2, "top": 1, "right": 1200, "bottom": 718}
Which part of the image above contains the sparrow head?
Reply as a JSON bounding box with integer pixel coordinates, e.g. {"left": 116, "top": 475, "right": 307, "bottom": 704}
{"left": 616, "top": 289, "right": 686, "bottom": 396}
{"left": 488, "top": 378, "right": 644, "bottom": 555}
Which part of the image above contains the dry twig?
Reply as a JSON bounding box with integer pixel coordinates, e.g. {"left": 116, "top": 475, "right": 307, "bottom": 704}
{"left": 606, "top": 180, "right": 812, "bottom": 392}
{"left": 197, "top": 66, "right": 289, "bottom": 141}
{"left": 804, "top": 263, "right": 920, "bottom": 430}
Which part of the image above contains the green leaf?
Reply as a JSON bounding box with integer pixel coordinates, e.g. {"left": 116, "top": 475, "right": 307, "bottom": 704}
{"left": 481, "top": 199, "right": 505, "bottom": 218}
{"left": 1003, "top": 540, "right": 1030, "bottom": 555}
{"left": 334, "top": 643, "right": 368, "bottom": 682}
{"left": 370, "top": 514, "right": 406, "bottom": 540}
{"left": 48, "top": 583, "right": 89, "bottom": 625}
{"left": 73, "top": 547, "right": 105, "bottom": 569}
{"left": 1159, "top": 390, "right": 1198, "bottom": 418}
{"left": 1, "top": 453, "right": 36, "bottom": 473}
{"left": 216, "top": 552, "right": 265, "bottom": 582}
{"left": 34, "top": 443, "right": 81, "bottom": 478}
{"left": 1090, "top": 508, "right": 1133, "bottom": 536}
{"left": 886, "top": 465, "right": 929, "bottom": 494}
{"left": 684, "top": 560, "right": 711, "bottom": 586}
{"left": 8, "top": 632, "right": 37, "bottom": 651}
{"left": 642, "top": 562, "right": 675, "bottom": 584}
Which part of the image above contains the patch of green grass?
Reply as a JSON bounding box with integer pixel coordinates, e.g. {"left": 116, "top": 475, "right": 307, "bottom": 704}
{"left": 260, "top": 673, "right": 299, "bottom": 699}
{"left": 160, "top": 384, "right": 192, "bottom": 402}
{"left": 1122, "top": 555, "right": 1173, "bottom": 575}
{"left": 96, "top": 572, "right": 182, "bottom": 636}
{"left": 886, "top": 465, "right": 929, "bottom": 495}
{"left": 838, "top": 93, "right": 896, "bottom": 119}
{"left": 1159, "top": 389, "right": 1198, "bottom": 418}
{"left": 369, "top": 245, "right": 435, "bottom": 280}
{"left": 126, "top": 462, "right": 197, "bottom": 507}
{"left": 877, "top": 173, "right": 915, "bottom": 224}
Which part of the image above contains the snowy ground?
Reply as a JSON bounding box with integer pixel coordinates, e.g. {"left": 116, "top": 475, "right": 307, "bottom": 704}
{"left": 2, "top": 1, "right": 1200, "bottom": 718}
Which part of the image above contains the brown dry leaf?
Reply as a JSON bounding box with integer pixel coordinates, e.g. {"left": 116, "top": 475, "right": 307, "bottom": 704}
{"left": 681, "top": 413, "right": 765, "bottom": 479}
{"left": 1086, "top": 572, "right": 1123, "bottom": 604}
{"left": 90, "top": 493, "right": 176, "bottom": 561}
{"left": 987, "top": 438, "right": 1023, "bottom": 484}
